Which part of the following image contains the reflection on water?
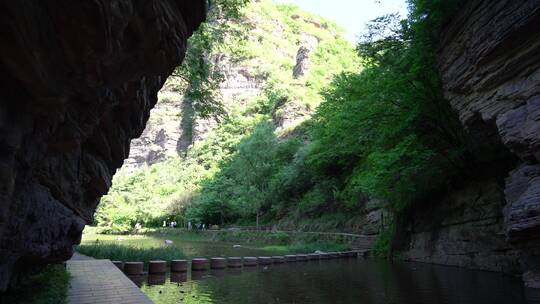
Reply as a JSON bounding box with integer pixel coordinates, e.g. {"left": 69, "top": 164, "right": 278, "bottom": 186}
{"left": 136, "top": 259, "right": 540, "bottom": 304}
{"left": 148, "top": 274, "right": 167, "bottom": 285}
{"left": 170, "top": 272, "right": 187, "bottom": 283}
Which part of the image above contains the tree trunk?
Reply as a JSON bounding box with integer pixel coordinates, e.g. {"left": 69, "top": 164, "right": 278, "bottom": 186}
{"left": 256, "top": 211, "right": 260, "bottom": 230}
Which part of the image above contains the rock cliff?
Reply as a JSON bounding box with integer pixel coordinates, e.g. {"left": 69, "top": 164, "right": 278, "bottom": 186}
{"left": 121, "top": 5, "right": 329, "bottom": 169}
{"left": 0, "top": 0, "right": 206, "bottom": 291}
{"left": 401, "top": 178, "right": 521, "bottom": 274}
{"left": 435, "top": 0, "right": 540, "bottom": 287}
{"left": 192, "top": 54, "right": 266, "bottom": 142}
{"left": 122, "top": 83, "right": 187, "bottom": 171}
{"left": 122, "top": 53, "right": 267, "bottom": 170}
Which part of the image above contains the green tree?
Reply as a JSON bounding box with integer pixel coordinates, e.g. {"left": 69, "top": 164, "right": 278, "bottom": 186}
{"left": 227, "top": 122, "right": 278, "bottom": 228}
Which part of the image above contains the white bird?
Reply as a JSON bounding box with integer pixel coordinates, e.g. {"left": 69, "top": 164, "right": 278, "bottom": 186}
{"left": 164, "top": 239, "right": 174, "bottom": 244}
{"left": 233, "top": 244, "right": 241, "bottom": 248}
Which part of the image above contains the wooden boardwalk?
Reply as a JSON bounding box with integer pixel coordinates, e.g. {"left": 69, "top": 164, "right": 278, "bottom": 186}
{"left": 66, "top": 259, "right": 153, "bottom": 304}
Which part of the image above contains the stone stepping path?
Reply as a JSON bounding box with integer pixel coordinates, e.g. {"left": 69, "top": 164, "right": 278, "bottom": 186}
{"left": 66, "top": 259, "right": 153, "bottom": 304}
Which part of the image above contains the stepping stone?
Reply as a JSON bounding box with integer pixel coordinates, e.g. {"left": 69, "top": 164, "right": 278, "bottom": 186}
{"left": 171, "top": 259, "right": 188, "bottom": 272}
{"left": 227, "top": 257, "right": 243, "bottom": 268}
{"left": 171, "top": 272, "right": 187, "bottom": 283}
{"left": 192, "top": 258, "right": 209, "bottom": 271}
{"left": 124, "top": 262, "right": 144, "bottom": 275}
{"left": 243, "top": 257, "right": 258, "bottom": 266}
{"left": 272, "top": 256, "right": 285, "bottom": 263}
{"left": 285, "top": 255, "right": 297, "bottom": 262}
{"left": 211, "top": 257, "right": 227, "bottom": 269}
{"left": 258, "top": 256, "right": 272, "bottom": 265}
{"left": 148, "top": 260, "right": 167, "bottom": 274}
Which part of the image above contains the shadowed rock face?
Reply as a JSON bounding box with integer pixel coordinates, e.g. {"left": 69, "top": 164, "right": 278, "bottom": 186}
{"left": 401, "top": 178, "right": 522, "bottom": 274}
{"left": 0, "top": 0, "right": 206, "bottom": 291}
{"left": 437, "top": 0, "right": 540, "bottom": 287}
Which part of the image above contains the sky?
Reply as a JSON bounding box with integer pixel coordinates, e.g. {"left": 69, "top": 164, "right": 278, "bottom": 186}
{"left": 273, "top": 0, "right": 409, "bottom": 42}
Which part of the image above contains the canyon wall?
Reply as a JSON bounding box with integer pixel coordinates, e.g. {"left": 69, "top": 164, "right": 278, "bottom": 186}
{"left": 401, "top": 178, "right": 521, "bottom": 274}
{"left": 122, "top": 29, "right": 321, "bottom": 169}
{"left": 402, "top": 0, "right": 540, "bottom": 287}
{"left": 0, "top": 0, "right": 206, "bottom": 291}
{"left": 121, "top": 85, "right": 187, "bottom": 171}
{"left": 122, "top": 54, "right": 267, "bottom": 170}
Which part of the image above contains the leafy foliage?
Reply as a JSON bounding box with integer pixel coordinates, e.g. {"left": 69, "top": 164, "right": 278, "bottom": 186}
{"left": 187, "top": 122, "right": 303, "bottom": 224}
{"left": 371, "top": 226, "right": 394, "bottom": 259}
{"left": 96, "top": 0, "right": 467, "bottom": 260}
{"left": 96, "top": 0, "right": 357, "bottom": 232}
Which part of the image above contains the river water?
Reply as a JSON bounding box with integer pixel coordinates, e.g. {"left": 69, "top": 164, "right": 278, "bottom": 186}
{"left": 133, "top": 258, "right": 540, "bottom": 304}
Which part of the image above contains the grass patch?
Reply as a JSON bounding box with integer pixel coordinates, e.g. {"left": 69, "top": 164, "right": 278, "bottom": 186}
{"left": 211, "top": 230, "right": 292, "bottom": 245}
{"left": 76, "top": 242, "right": 186, "bottom": 264}
{"left": 262, "top": 242, "right": 350, "bottom": 254}
{"left": 0, "top": 264, "right": 70, "bottom": 304}
{"left": 288, "top": 242, "right": 350, "bottom": 253}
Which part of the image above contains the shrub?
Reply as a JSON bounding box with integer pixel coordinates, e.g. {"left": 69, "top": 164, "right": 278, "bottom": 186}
{"left": 371, "top": 227, "right": 394, "bottom": 259}
{"left": 269, "top": 231, "right": 291, "bottom": 245}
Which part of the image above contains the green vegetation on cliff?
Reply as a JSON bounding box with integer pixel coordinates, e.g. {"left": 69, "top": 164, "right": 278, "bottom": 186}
{"left": 96, "top": 0, "right": 359, "bottom": 232}
{"left": 96, "top": 0, "right": 466, "bottom": 258}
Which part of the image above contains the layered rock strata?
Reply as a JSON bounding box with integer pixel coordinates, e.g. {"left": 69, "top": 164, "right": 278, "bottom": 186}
{"left": 123, "top": 53, "right": 267, "bottom": 170}
{"left": 192, "top": 54, "right": 265, "bottom": 142}
{"left": 436, "top": 0, "right": 540, "bottom": 287}
{"left": 0, "top": 0, "right": 206, "bottom": 291}
{"left": 402, "top": 179, "right": 521, "bottom": 273}
{"left": 122, "top": 89, "right": 186, "bottom": 171}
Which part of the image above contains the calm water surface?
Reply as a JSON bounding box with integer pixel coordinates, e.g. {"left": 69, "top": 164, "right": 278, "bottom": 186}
{"left": 134, "top": 259, "right": 540, "bottom": 304}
